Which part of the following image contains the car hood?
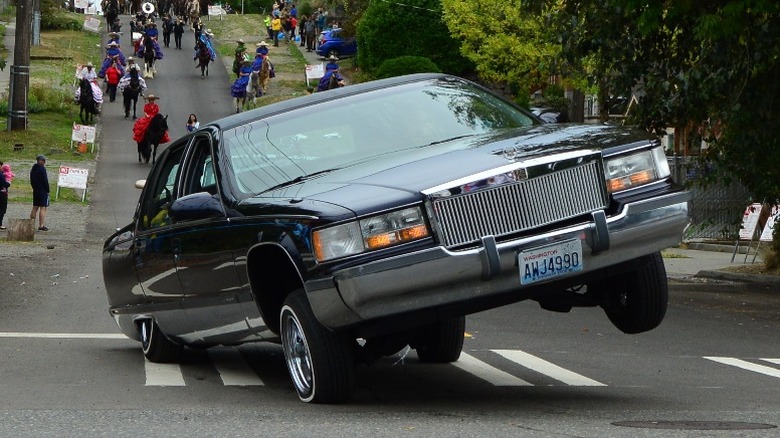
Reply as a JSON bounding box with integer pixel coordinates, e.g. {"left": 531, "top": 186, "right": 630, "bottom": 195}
{"left": 244, "top": 124, "right": 654, "bottom": 216}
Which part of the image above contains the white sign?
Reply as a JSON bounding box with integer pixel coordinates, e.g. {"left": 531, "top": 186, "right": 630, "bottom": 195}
{"left": 58, "top": 166, "right": 89, "bottom": 190}
{"left": 83, "top": 16, "right": 101, "bottom": 33}
{"left": 72, "top": 123, "right": 97, "bottom": 143}
{"left": 208, "top": 5, "right": 226, "bottom": 15}
{"left": 738, "top": 203, "right": 763, "bottom": 240}
{"left": 759, "top": 205, "right": 779, "bottom": 242}
{"left": 75, "top": 0, "right": 89, "bottom": 9}
{"left": 305, "top": 63, "right": 324, "bottom": 85}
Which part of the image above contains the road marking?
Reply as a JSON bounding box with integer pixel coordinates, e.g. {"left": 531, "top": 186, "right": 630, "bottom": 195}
{"left": 705, "top": 357, "right": 780, "bottom": 379}
{"left": 145, "top": 359, "right": 186, "bottom": 386}
{"left": 761, "top": 358, "right": 780, "bottom": 366}
{"left": 492, "top": 349, "right": 606, "bottom": 386}
{"left": 453, "top": 352, "right": 532, "bottom": 386}
{"left": 208, "top": 347, "right": 265, "bottom": 386}
{"left": 0, "top": 332, "right": 127, "bottom": 339}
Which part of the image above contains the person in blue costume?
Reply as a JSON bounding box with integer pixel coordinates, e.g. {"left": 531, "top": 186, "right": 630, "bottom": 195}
{"left": 98, "top": 41, "right": 127, "bottom": 78}
{"left": 194, "top": 29, "right": 216, "bottom": 62}
{"left": 143, "top": 22, "right": 164, "bottom": 60}
{"left": 230, "top": 59, "right": 252, "bottom": 113}
{"left": 107, "top": 31, "right": 121, "bottom": 46}
{"left": 317, "top": 56, "right": 345, "bottom": 92}
{"left": 324, "top": 54, "right": 339, "bottom": 72}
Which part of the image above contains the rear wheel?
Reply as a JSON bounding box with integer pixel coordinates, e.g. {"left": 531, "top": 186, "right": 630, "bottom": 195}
{"left": 327, "top": 49, "right": 339, "bottom": 58}
{"left": 413, "top": 316, "right": 465, "bottom": 363}
{"left": 280, "top": 289, "right": 355, "bottom": 403}
{"left": 140, "top": 319, "right": 183, "bottom": 363}
{"left": 601, "top": 251, "right": 668, "bottom": 334}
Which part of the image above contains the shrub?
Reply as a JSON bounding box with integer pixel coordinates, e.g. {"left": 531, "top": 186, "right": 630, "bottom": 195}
{"left": 374, "top": 56, "right": 441, "bottom": 79}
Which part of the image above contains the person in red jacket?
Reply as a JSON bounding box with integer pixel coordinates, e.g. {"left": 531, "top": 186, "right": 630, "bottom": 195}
{"left": 104, "top": 56, "right": 124, "bottom": 102}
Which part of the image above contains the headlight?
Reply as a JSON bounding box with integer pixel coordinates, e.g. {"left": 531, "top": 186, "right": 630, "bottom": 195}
{"left": 604, "top": 146, "right": 671, "bottom": 193}
{"left": 313, "top": 207, "right": 430, "bottom": 262}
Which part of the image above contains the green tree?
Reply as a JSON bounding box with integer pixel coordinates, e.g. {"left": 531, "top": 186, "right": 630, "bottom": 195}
{"left": 357, "top": 0, "right": 470, "bottom": 74}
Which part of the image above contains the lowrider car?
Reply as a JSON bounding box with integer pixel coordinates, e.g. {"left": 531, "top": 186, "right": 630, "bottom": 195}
{"left": 103, "top": 73, "right": 691, "bottom": 403}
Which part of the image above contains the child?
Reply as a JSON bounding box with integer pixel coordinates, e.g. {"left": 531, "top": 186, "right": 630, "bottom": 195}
{"left": 1, "top": 162, "right": 14, "bottom": 185}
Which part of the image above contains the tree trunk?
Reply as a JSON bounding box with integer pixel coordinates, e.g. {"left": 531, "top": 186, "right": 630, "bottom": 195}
{"left": 6, "top": 218, "right": 35, "bottom": 242}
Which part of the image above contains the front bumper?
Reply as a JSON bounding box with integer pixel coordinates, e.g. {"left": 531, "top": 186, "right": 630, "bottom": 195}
{"left": 306, "top": 191, "right": 692, "bottom": 330}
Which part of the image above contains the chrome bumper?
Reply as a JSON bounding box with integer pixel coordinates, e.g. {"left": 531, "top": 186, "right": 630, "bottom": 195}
{"left": 306, "top": 191, "right": 692, "bottom": 330}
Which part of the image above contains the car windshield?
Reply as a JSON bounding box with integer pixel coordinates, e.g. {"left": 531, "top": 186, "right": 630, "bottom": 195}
{"left": 222, "top": 77, "right": 535, "bottom": 196}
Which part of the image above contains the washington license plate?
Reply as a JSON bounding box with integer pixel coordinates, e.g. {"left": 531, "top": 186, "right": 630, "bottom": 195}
{"left": 518, "top": 239, "right": 583, "bottom": 285}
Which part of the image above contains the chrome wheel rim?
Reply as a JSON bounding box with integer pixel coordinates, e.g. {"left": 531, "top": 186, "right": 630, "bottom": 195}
{"left": 282, "top": 311, "right": 314, "bottom": 398}
{"left": 140, "top": 320, "right": 152, "bottom": 353}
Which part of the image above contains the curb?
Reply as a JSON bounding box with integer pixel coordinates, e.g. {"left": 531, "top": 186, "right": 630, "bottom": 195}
{"left": 695, "top": 269, "right": 780, "bottom": 285}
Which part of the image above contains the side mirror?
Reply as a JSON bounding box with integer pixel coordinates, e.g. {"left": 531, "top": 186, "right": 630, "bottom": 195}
{"left": 169, "top": 192, "right": 225, "bottom": 221}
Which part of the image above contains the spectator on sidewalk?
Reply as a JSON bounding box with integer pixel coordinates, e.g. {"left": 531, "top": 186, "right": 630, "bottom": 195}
{"left": 0, "top": 161, "right": 11, "bottom": 230}
{"left": 29, "top": 155, "right": 50, "bottom": 232}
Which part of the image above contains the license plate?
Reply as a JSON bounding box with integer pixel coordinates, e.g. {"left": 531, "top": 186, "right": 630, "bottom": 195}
{"left": 518, "top": 239, "right": 583, "bottom": 285}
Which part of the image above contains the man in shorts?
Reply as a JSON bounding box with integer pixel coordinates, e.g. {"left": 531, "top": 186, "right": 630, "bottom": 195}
{"left": 29, "top": 155, "right": 50, "bottom": 231}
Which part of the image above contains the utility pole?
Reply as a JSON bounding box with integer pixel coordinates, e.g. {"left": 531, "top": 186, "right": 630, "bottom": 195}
{"left": 8, "top": 0, "right": 33, "bottom": 131}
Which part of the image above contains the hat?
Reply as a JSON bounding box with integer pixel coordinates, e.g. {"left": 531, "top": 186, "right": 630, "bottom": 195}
{"left": 106, "top": 41, "right": 119, "bottom": 47}
{"left": 205, "top": 29, "right": 214, "bottom": 36}
{"left": 236, "top": 38, "right": 245, "bottom": 44}
{"left": 108, "top": 31, "right": 119, "bottom": 37}
{"left": 86, "top": 62, "right": 94, "bottom": 67}
{"left": 36, "top": 155, "right": 47, "bottom": 162}
{"left": 145, "top": 94, "right": 160, "bottom": 101}
{"left": 127, "top": 56, "right": 134, "bottom": 62}
{"left": 256, "top": 41, "right": 269, "bottom": 47}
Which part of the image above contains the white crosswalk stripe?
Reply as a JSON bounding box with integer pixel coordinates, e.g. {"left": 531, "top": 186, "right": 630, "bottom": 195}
{"left": 208, "top": 347, "right": 265, "bottom": 386}
{"left": 144, "top": 360, "right": 186, "bottom": 386}
{"left": 453, "top": 352, "right": 532, "bottom": 386}
{"left": 704, "top": 356, "right": 780, "bottom": 379}
{"left": 492, "top": 349, "right": 606, "bottom": 386}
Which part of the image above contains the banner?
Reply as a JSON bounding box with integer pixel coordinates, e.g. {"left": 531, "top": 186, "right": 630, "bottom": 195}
{"left": 58, "top": 166, "right": 89, "bottom": 190}
{"left": 75, "top": 0, "right": 89, "bottom": 8}
{"left": 72, "top": 123, "right": 97, "bottom": 143}
{"left": 305, "top": 63, "right": 325, "bottom": 85}
{"left": 83, "top": 16, "right": 100, "bottom": 33}
{"left": 759, "top": 205, "right": 779, "bottom": 242}
{"left": 738, "top": 203, "right": 763, "bottom": 240}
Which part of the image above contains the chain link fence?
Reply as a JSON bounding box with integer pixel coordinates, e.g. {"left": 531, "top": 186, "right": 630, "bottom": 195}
{"left": 668, "top": 156, "right": 752, "bottom": 241}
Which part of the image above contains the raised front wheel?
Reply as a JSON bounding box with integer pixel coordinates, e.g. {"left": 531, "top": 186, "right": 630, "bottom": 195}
{"left": 280, "top": 289, "right": 355, "bottom": 403}
{"left": 601, "top": 251, "right": 668, "bottom": 334}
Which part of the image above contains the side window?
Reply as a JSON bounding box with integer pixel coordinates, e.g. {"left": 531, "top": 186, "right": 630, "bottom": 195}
{"left": 139, "top": 146, "right": 185, "bottom": 231}
{"left": 181, "top": 135, "right": 217, "bottom": 196}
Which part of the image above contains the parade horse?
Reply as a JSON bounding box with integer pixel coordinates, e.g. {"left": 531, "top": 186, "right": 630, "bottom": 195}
{"left": 185, "top": 0, "right": 200, "bottom": 27}
{"left": 122, "top": 70, "right": 143, "bottom": 119}
{"left": 195, "top": 40, "right": 211, "bottom": 77}
{"left": 139, "top": 34, "right": 158, "bottom": 78}
{"left": 137, "top": 113, "right": 169, "bottom": 163}
{"left": 77, "top": 78, "right": 100, "bottom": 124}
{"left": 249, "top": 58, "right": 271, "bottom": 103}
{"left": 103, "top": 0, "right": 120, "bottom": 30}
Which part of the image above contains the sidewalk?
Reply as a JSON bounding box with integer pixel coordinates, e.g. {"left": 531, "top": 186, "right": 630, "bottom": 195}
{"left": 663, "top": 243, "right": 780, "bottom": 285}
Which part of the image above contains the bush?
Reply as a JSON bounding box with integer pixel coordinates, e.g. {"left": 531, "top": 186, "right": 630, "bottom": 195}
{"left": 374, "top": 56, "right": 441, "bottom": 79}
{"left": 41, "top": 0, "right": 82, "bottom": 30}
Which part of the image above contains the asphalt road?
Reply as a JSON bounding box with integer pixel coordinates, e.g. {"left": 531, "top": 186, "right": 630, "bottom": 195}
{"left": 1, "top": 22, "right": 780, "bottom": 438}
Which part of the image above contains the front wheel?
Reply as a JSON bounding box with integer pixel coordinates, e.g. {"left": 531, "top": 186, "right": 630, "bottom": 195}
{"left": 280, "top": 289, "right": 355, "bottom": 403}
{"left": 601, "top": 251, "right": 668, "bottom": 334}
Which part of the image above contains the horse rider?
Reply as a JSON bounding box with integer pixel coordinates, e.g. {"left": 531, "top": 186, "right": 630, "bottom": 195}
{"left": 99, "top": 41, "right": 127, "bottom": 79}
{"left": 74, "top": 62, "right": 105, "bottom": 107}
{"left": 316, "top": 56, "right": 345, "bottom": 92}
{"left": 107, "top": 31, "right": 121, "bottom": 47}
{"left": 132, "top": 94, "right": 171, "bottom": 146}
{"left": 195, "top": 28, "right": 216, "bottom": 62}
{"left": 232, "top": 38, "right": 247, "bottom": 77}
{"left": 252, "top": 41, "right": 274, "bottom": 95}
{"left": 139, "top": 22, "right": 165, "bottom": 61}
{"left": 118, "top": 59, "right": 148, "bottom": 118}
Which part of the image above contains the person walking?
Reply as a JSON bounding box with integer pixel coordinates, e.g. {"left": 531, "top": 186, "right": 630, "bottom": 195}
{"left": 104, "top": 56, "right": 123, "bottom": 102}
{"left": 173, "top": 18, "right": 185, "bottom": 50}
{"left": 0, "top": 161, "right": 11, "bottom": 230}
{"left": 186, "top": 114, "right": 199, "bottom": 132}
{"left": 304, "top": 16, "right": 316, "bottom": 52}
{"left": 271, "top": 15, "right": 282, "bottom": 46}
{"left": 29, "top": 155, "right": 50, "bottom": 232}
{"left": 162, "top": 14, "right": 174, "bottom": 48}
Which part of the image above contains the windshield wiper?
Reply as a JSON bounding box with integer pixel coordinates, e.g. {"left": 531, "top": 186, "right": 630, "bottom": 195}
{"left": 258, "top": 168, "right": 340, "bottom": 194}
{"left": 424, "top": 134, "right": 475, "bottom": 147}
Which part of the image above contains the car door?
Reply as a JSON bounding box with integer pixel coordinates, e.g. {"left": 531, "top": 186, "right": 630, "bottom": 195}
{"left": 133, "top": 141, "right": 187, "bottom": 332}
{"left": 172, "top": 133, "right": 251, "bottom": 344}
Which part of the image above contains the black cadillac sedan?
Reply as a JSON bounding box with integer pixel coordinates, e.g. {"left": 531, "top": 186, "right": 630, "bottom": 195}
{"left": 103, "top": 74, "right": 691, "bottom": 403}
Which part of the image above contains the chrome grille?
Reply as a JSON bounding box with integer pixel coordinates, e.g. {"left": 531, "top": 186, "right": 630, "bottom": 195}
{"left": 431, "top": 161, "right": 608, "bottom": 247}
